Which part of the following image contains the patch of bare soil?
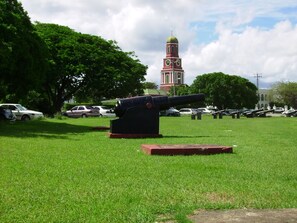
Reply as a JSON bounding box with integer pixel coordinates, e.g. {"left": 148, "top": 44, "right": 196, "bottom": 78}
{"left": 188, "top": 208, "right": 297, "bottom": 223}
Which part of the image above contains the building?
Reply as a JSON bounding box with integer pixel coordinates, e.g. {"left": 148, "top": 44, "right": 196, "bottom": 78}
{"left": 160, "top": 35, "right": 184, "bottom": 92}
{"left": 257, "top": 88, "right": 270, "bottom": 109}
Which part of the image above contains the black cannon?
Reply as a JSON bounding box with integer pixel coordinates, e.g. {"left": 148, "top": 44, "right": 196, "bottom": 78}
{"left": 230, "top": 110, "right": 240, "bottom": 119}
{"left": 284, "top": 110, "right": 297, "bottom": 117}
{"left": 109, "top": 94, "right": 205, "bottom": 138}
{"left": 244, "top": 109, "right": 264, "bottom": 118}
{"left": 212, "top": 110, "right": 225, "bottom": 119}
{"left": 256, "top": 109, "right": 274, "bottom": 117}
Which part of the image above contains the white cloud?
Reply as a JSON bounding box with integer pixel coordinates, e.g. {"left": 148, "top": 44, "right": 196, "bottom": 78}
{"left": 183, "top": 20, "right": 297, "bottom": 86}
{"left": 19, "top": 0, "right": 297, "bottom": 88}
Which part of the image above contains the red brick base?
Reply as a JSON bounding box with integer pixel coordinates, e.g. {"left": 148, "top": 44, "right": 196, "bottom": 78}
{"left": 141, "top": 144, "right": 233, "bottom": 155}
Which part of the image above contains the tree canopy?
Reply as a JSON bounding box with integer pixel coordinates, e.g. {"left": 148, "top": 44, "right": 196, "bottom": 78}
{"left": 35, "top": 23, "right": 147, "bottom": 113}
{"left": 191, "top": 72, "right": 258, "bottom": 109}
{"left": 168, "top": 84, "right": 191, "bottom": 96}
{"left": 269, "top": 81, "right": 297, "bottom": 108}
{"left": 0, "top": 0, "right": 47, "bottom": 101}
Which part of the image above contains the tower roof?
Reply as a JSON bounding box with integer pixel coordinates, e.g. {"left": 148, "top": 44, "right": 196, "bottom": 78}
{"left": 166, "top": 36, "right": 178, "bottom": 43}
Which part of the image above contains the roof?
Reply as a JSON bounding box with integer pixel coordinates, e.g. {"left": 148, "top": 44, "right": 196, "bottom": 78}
{"left": 143, "top": 89, "right": 167, "bottom": 96}
{"left": 166, "top": 36, "right": 178, "bottom": 43}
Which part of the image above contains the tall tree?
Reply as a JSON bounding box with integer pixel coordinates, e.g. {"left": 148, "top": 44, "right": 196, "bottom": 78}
{"left": 35, "top": 23, "right": 146, "bottom": 113}
{"left": 269, "top": 81, "right": 297, "bottom": 108}
{"left": 35, "top": 23, "right": 87, "bottom": 113}
{"left": 0, "top": 0, "right": 46, "bottom": 101}
{"left": 191, "top": 72, "right": 258, "bottom": 109}
{"left": 77, "top": 36, "right": 146, "bottom": 101}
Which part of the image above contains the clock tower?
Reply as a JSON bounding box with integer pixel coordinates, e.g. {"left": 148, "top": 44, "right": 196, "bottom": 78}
{"left": 160, "top": 35, "right": 184, "bottom": 92}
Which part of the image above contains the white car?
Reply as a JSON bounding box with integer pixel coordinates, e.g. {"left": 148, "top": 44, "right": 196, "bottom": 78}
{"left": 197, "top": 107, "right": 212, "bottom": 114}
{"left": 179, "top": 108, "right": 197, "bottom": 115}
{"left": 64, "top": 105, "right": 101, "bottom": 118}
{"left": 274, "top": 107, "right": 285, "bottom": 113}
{"left": 0, "top": 103, "right": 44, "bottom": 121}
{"left": 92, "top": 106, "right": 115, "bottom": 117}
{"left": 160, "top": 107, "right": 180, "bottom": 116}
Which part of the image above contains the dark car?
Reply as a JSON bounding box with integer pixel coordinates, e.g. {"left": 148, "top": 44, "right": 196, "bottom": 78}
{"left": 64, "top": 105, "right": 101, "bottom": 118}
{"left": 0, "top": 106, "right": 16, "bottom": 121}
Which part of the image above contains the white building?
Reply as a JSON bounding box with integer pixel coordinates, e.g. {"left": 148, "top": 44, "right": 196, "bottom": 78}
{"left": 257, "top": 89, "right": 270, "bottom": 109}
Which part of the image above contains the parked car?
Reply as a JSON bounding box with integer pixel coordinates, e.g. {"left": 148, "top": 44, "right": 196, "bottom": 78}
{"left": 273, "top": 107, "right": 285, "bottom": 113}
{"left": 0, "top": 103, "right": 44, "bottom": 121}
{"left": 64, "top": 105, "right": 100, "bottom": 118}
{"left": 240, "top": 109, "right": 252, "bottom": 115}
{"left": 160, "top": 107, "right": 180, "bottom": 116}
{"left": 197, "top": 107, "right": 212, "bottom": 114}
{"left": 179, "top": 108, "right": 197, "bottom": 115}
{"left": 0, "top": 106, "right": 16, "bottom": 121}
{"left": 92, "top": 106, "right": 115, "bottom": 117}
{"left": 221, "top": 109, "right": 238, "bottom": 116}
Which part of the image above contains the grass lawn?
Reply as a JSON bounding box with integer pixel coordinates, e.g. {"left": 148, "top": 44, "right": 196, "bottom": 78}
{"left": 0, "top": 115, "right": 296, "bottom": 222}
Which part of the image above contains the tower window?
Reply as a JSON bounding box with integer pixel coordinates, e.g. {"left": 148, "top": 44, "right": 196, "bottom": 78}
{"left": 167, "top": 46, "right": 170, "bottom": 54}
{"left": 165, "top": 74, "right": 169, "bottom": 84}
{"left": 177, "top": 74, "right": 181, "bottom": 84}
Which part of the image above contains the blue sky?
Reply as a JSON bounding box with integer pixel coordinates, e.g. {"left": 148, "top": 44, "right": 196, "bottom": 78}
{"left": 190, "top": 21, "right": 218, "bottom": 44}
{"left": 20, "top": 0, "right": 297, "bottom": 88}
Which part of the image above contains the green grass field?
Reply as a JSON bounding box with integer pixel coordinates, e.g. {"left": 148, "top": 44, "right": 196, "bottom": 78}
{"left": 0, "top": 115, "right": 296, "bottom": 222}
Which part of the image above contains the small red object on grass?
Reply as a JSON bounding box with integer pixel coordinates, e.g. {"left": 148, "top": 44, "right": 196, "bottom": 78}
{"left": 141, "top": 144, "right": 233, "bottom": 155}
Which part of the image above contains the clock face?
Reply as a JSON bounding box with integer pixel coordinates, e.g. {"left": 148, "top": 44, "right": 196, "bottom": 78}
{"left": 175, "top": 59, "right": 180, "bottom": 66}
{"left": 165, "top": 59, "right": 171, "bottom": 66}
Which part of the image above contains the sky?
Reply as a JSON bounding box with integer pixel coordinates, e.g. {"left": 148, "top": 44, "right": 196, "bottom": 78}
{"left": 19, "top": 0, "right": 297, "bottom": 88}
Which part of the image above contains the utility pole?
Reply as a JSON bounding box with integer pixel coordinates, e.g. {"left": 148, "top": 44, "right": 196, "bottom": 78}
{"left": 254, "top": 73, "right": 262, "bottom": 109}
{"left": 254, "top": 73, "right": 262, "bottom": 90}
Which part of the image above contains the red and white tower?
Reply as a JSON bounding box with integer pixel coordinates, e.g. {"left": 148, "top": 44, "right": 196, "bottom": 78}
{"left": 160, "top": 35, "right": 184, "bottom": 92}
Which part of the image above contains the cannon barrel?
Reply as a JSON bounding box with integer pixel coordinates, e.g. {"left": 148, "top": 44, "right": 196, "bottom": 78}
{"left": 114, "top": 94, "right": 205, "bottom": 117}
{"left": 161, "top": 94, "right": 205, "bottom": 110}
